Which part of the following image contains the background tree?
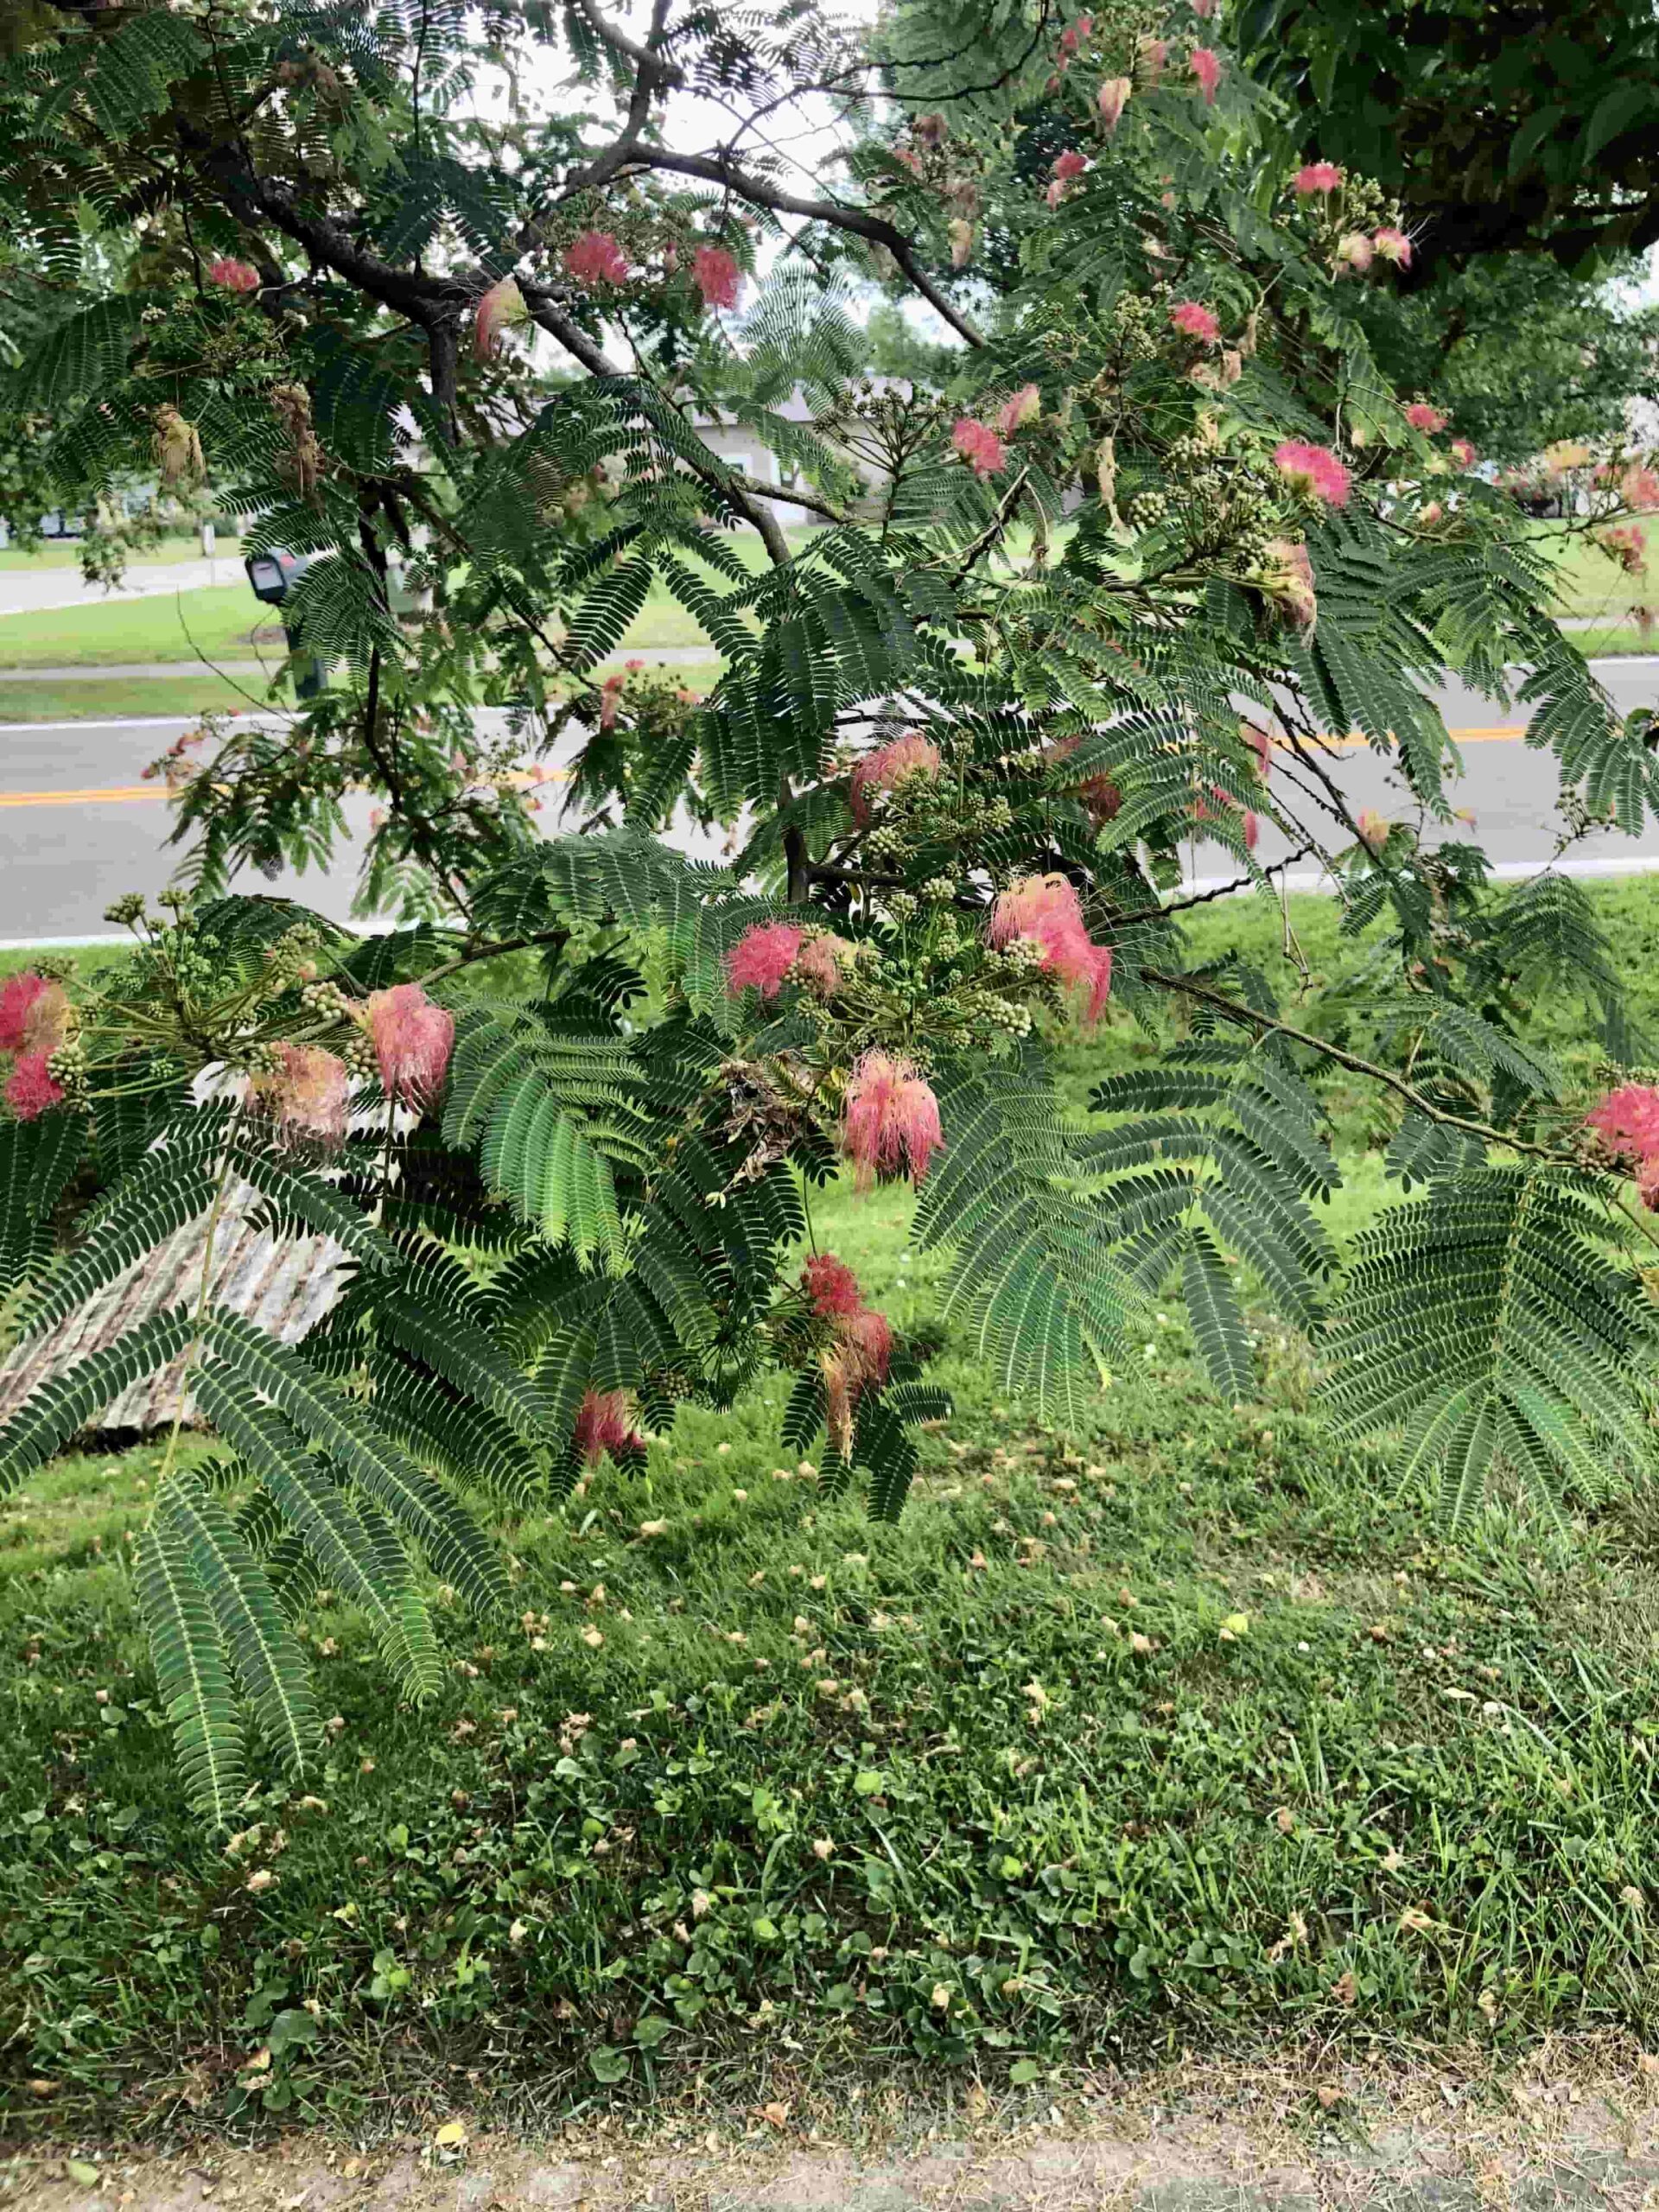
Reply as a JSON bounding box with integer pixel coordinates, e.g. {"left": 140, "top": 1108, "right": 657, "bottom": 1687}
{"left": 1236, "top": 0, "right": 1659, "bottom": 273}
{"left": 5, "top": 0, "right": 1659, "bottom": 1820}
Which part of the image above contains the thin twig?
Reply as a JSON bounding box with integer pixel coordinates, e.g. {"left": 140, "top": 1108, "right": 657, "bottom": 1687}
{"left": 1141, "top": 966, "right": 1564, "bottom": 1160}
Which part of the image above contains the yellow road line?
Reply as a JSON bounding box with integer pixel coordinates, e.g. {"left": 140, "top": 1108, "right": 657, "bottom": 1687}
{"left": 0, "top": 766, "right": 573, "bottom": 810}
{"left": 0, "top": 734, "right": 1542, "bottom": 813}
{"left": 0, "top": 783, "right": 158, "bottom": 807}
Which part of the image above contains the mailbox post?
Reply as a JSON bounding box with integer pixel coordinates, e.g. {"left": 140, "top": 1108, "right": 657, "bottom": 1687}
{"left": 245, "top": 548, "right": 324, "bottom": 699}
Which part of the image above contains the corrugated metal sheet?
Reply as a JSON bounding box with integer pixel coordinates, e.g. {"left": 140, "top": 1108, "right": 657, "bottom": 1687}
{"left": 0, "top": 1184, "right": 347, "bottom": 1433}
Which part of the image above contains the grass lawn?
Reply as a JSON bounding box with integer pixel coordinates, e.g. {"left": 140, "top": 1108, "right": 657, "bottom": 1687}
{"left": 0, "top": 533, "right": 802, "bottom": 674}
{"left": 0, "top": 674, "right": 285, "bottom": 723}
{"left": 8, "top": 881, "right": 1659, "bottom": 2136}
{"left": 1532, "top": 518, "right": 1659, "bottom": 626}
{"left": 0, "top": 532, "right": 241, "bottom": 573}
{"left": 0, "top": 585, "right": 280, "bottom": 671}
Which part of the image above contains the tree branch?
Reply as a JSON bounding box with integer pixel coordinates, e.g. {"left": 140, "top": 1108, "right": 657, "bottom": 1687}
{"left": 1141, "top": 967, "right": 1562, "bottom": 1160}
{"left": 599, "top": 143, "right": 985, "bottom": 347}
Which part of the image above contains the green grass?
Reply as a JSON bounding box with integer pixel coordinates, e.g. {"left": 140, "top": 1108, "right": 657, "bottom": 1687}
{"left": 0, "top": 532, "right": 241, "bottom": 572}
{"left": 0, "top": 585, "right": 280, "bottom": 671}
{"left": 1531, "top": 518, "right": 1659, "bottom": 626}
{"left": 6, "top": 883, "right": 1659, "bottom": 2137}
{"left": 0, "top": 532, "right": 809, "bottom": 673}
{"left": 0, "top": 674, "right": 285, "bottom": 722}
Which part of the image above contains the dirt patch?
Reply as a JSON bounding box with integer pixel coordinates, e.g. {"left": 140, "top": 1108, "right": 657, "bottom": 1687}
{"left": 10, "top": 2044, "right": 1659, "bottom": 2212}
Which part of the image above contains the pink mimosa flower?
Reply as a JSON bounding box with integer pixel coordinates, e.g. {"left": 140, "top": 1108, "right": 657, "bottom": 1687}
{"left": 1335, "top": 232, "right": 1374, "bottom": 271}
{"left": 563, "top": 230, "right": 631, "bottom": 285}
{"left": 726, "top": 922, "right": 806, "bottom": 1000}
{"left": 1355, "top": 808, "right": 1390, "bottom": 855}
{"left": 988, "top": 874, "right": 1115, "bottom": 1023}
{"left": 1450, "top": 437, "right": 1478, "bottom": 468}
{"left": 1372, "top": 226, "right": 1413, "bottom": 267}
{"left": 0, "top": 971, "right": 51, "bottom": 1052}
{"left": 1292, "top": 162, "right": 1343, "bottom": 194}
{"left": 803, "top": 1253, "right": 865, "bottom": 1319}
{"left": 365, "top": 982, "right": 454, "bottom": 1109}
{"left": 1052, "top": 149, "right": 1089, "bottom": 180}
{"left": 5, "top": 1053, "right": 62, "bottom": 1121}
{"left": 849, "top": 731, "right": 943, "bottom": 824}
{"left": 1273, "top": 440, "right": 1351, "bottom": 507}
{"left": 952, "top": 417, "right": 1006, "bottom": 476}
{"left": 474, "top": 276, "right": 526, "bottom": 360}
{"left": 207, "top": 257, "right": 260, "bottom": 293}
{"left": 1405, "top": 403, "right": 1447, "bottom": 433}
{"left": 1243, "top": 722, "right": 1274, "bottom": 779}
{"left": 574, "top": 1388, "right": 645, "bottom": 1466}
{"left": 1096, "top": 76, "right": 1132, "bottom": 133}
{"left": 793, "top": 933, "right": 857, "bottom": 995}
{"left": 842, "top": 1052, "right": 944, "bottom": 1189}
{"left": 693, "top": 245, "right": 742, "bottom": 309}
{"left": 1170, "top": 301, "right": 1220, "bottom": 345}
{"left": 840, "top": 1304, "right": 893, "bottom": 1386}
{"left": 256, "top": 1043, "right": 349, "bottom": 1150}
{"left": 1589, "top": 1084, "right": 1659, "bottom": 1165}
{"left": 995, "top": 384, "right": 1042, "bottom": 436}
{"left": 1190, "top": 46, "right": 1221, "bottom": 102}
{"left": 1623, "top": 465, "right": 1659, "bottom": 511}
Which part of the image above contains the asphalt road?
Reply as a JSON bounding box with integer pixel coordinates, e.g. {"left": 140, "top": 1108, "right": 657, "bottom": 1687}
{"left": 2, "top": 659, "right": 1658, "bottom": 943}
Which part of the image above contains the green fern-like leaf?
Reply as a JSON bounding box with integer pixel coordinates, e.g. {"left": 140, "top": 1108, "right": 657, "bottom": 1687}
{"left": 1322, "top": 1165, "right": 1656, "bottom": 1522}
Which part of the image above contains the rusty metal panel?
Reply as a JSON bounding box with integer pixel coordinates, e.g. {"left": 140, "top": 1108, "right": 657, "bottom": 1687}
{"left": 0, "top": 1183, "right": 348, "bottom": 1433}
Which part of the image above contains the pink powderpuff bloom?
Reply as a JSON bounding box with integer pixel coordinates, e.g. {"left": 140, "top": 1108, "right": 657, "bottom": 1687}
{"left": 850, "top": 730, "right": 943, "bottom": 825}
{"left": 1292, "top": 162, "right": 1343, "bottom": 194}
{"left": 1046, "top": 179, "right": 1069, "bottom": 207}
{"left": 1169, "top": 301, "right": 1220, "bottom": 345}
{"left": 995, "top": 384, "right": 1042, "bottom": 436}
{"left": 574, "top": 1388, "right": 645, "bottom": 1466}
{"left": 1194, "top": 785, "right": 1259, "bottom": 855}
{"left": 563, "top": 230, "right": 630, "bottom": 285}
{"left": 1335, "top": 231, "right": 1374, "bottom": 271}
{"left": 1623, "top": 465, "right": 1659, "bottom": 512}
{"left": 1192, "top": 0, "right": 1216, "bottom": 15}
{"left": 803, "top": 1252, "right": 865, "bottom": 1320}
{"left": 1052, "top": 148, "right": 1089, "bottom": 180}
{"left": 1405, "top": 402, "right": 1447, "bottom": 432}
{"left": 0, "top": 970, "right": 51, "bottom": 1053}
{"left": 1355, "top": 808, "right": 1390, "bottom": 855}
{"left": 1450, "top": 437, "right": 1478, "bottom": 468}
{"left": 207, "top": 257, "right": 260, "bottom": 293}
{"left": 726, "top": 921, "right": 805, "bottom": 1000}
{"left": 1260, "top": 537, "right": 1318, "bottom": 629}
{"left": 474, "top": 276, "right": 526, "bottom": 360}
{"left": 842, "top": 1052, "right": 944, "bottom": 1189}
{"left": 693, "top": 245, "right": 742, "bottom": 310}
{"left": 1190, "top": 46, "right": 1221, "bottom": 103}
{"left": 1096, "top": 76, "right": 1132, "bottom": 133}
{"left": 257, "top": 1043, "right": 349, "bottom": 1150}
{"left": 596, "top": 671, "right": 630, "bottom": 730}
{"left": 794, "top": 932, "right": 857, "bottom": 995}
{"left": 839, "top": 1304, "right": 893, "bottom": 1387}
{"left": 365, "top": 982, "right": 454, "bottom": 1110}
{"left": 1587, "top": 1084, "right": 1659, "bottom": 1165}
{"left": 1243, "top": 721, "right": 1274, "bottom": 780}
{"left": 952, "top": 417, "right": 1006, "bottom": 478}
{"left": 1273, "top": 440, "right": 1352, "bottom": 507}
{"left": 988, "top": 874, "right": 1115, "bottom": 1023}
{"left": 5, "top": 1053, "right": 63, "bottom": 1121}
{"left": 1137, "top": 35, "right": 1167, "bottom": 80}
{"left": 20, "top": 982, "right": 69, "bottom": 1058}
{"left": 1372, "top": 226, "right": 1413, "bottom": 267}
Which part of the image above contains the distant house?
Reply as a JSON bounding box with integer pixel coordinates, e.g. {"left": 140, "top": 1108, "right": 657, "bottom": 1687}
{"left": 690, "top": 387, "right": 834, "bottom": 529}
